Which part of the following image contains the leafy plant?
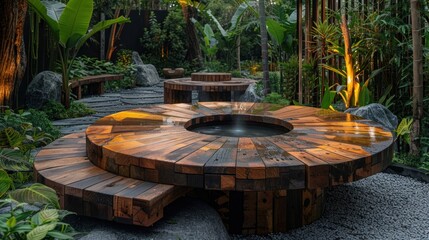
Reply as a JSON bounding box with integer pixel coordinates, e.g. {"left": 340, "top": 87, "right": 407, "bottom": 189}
{"left": 0, "top": 110, "right": 55, "bottom": 155}
{"left": 26, "top": 109, "right": 61, "bottom": 139}
{"left": 395, "top": 117, "right": 413, "bottom": 144}
{"left": 40, "top": 100, "right": 95, "bottom": 120}
{"left": 69, "top": 56, "right": 136, "bottom": 91}
{"left": 0, "top": 200, "right": 78, "bottom": 240}
{"left": 8, "top": 184, "right": 60, "bottom": 209}
{"left": 263, "top": 93, "right": 290, "bottom": 106}
{"left": 280, "top": 56, "right": 298, "bottom": 100}
{"left": 27, "top": 0, "right": 130, "bottom": 109}
{"left": 0, "top": 149, "right": 31, "bottom": 174}
{"left": 377, "top": 85, "right": 395, "bottom": 109}
{"left": 116, "top": 49, "right": 133, "bottom": 67}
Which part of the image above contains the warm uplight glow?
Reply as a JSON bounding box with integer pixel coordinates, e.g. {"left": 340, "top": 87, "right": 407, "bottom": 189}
{"left": 110, "top": 111, "right": 163, "bottom": 121}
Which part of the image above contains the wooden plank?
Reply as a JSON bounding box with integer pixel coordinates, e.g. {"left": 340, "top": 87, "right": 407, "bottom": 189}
{"left": 251, "top": 137, "right": 305, "bottom": 189}
{"left": 175, "top": 137, "right": 228, "bottom": 174}
{"left": 113, "top": 181, "right": 158, "bottom": 221}
{"left": 236, "top": 138, "right": 265, "bottom": 180}
{"left": 204, "top": 137, "right": 238, "bottom": 174}
{"left": 256, "top": 191, "right": 273, "bottom": 234}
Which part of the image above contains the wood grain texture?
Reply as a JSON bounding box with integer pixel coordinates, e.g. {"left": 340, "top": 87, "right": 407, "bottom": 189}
{"left": 164, "top": 77, "right": 256, "bottom": 103}
{"left": 70, "top": 74, "right": 123, "bottom": 99}
{"left": 86, "top": 102, "right": 394, "bottom": 191}
{"left": 34, "top": 133, "right": 189, "bottom": 227}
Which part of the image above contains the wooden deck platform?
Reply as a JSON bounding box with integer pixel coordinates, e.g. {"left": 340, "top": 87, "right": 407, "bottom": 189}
{"left": 36, "top": 102, "right": 394, "bottom": 234}
{"left": 86, "top": 102, "right": 394, "bottom": 191}
{"left": 34, "top": 132, "right": 189, "bottom": 227}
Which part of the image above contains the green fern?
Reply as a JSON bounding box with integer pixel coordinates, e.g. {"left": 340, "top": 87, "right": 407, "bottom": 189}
{"left": 0, "top": 148, "right": 32, "bottom": 172}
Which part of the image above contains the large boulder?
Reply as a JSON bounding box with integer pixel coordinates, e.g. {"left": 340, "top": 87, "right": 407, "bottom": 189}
{"left": 345, "top": 103, "right": 398, "bottom": 131}
{"left": 132, "top": 51, "right": 160, "bottom": 86}
{"left": 26, "top": 71, "right": 62, "bottom": 109}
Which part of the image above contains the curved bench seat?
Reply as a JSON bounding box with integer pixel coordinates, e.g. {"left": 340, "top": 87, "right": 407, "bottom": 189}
{"left": 34, "top": 132, "right": 189, "bottom": 226}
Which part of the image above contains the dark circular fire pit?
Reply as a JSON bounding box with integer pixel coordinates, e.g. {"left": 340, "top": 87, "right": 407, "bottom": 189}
{"left": 185, "top": 114, "right": 292, "bottom": 137}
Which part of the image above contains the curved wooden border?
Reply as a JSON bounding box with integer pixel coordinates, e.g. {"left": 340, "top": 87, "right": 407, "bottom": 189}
{"left": 34, "top": 132, "right": 189, "bottom": 227}
{"left": 86, "top": 102, "right": 394, "bottom": 191}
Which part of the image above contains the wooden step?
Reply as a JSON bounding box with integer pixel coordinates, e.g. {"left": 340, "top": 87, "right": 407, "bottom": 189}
{"left": 34, "top": 132, "right": 189, "bottom": 227}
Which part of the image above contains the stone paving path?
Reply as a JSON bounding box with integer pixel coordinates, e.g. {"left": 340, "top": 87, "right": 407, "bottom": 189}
{"left": 53, "top": 83, "right": 165, "bottom": 134}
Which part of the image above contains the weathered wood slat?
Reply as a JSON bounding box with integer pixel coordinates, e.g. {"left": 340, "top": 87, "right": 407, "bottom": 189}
{"left": 164, "top": 76, "right": 256, "bottom": 104}
{"left": 70, "top": 74, "right": 123, "bottom": 99}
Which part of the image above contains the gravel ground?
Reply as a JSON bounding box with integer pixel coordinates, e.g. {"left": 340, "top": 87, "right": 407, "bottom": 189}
{"left": 233, "top": 172, "right": 429, "bottom": 240}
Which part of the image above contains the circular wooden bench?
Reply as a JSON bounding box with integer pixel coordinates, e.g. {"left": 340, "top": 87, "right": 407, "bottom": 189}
{"left": 85, "top": 102, "right": 394, "bottom": 234}
{"left": 34, "top": 132, "right": 189, "bottom": 227}
{"left": 163, "top": 73, "right": 256, "bottom": 103}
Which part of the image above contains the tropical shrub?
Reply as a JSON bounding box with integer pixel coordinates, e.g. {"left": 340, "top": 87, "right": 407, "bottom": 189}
{"left": 140, "top": 10, "right": 189, "bottom": 73}
{"left": 0, "top": 110, "right": 55, "bottom": 156}
{"left": 0, "top": 109, "right": 79, "bottom": 239}
{"left": 69, "top": 56, "right": 136, "bottom": 91}
{"left": 280, "top": 56, "right": 298, "bottom": 101}
{"left": 263, "top": 93, "right": 290, "bottom": 106}
{"left": 0, "top": 199, "right": 78, "bottom": 239}
{"left": 40, "top": 100, "right": 95, "bottom": 121}
{"left": 28, "top": 0, "right": 129, "bottom": 109}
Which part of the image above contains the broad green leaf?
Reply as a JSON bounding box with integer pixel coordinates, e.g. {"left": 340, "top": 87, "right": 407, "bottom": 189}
{"left": 0, "top": 148, "right": 31, "bottom": 172}
{"left": 321, "top": 64, "right": 347, "bottom": 79}
{"left": 0, "top": 169, "right": 13, "bottom": 198}
{"left": 32, "top": 209, "right": 59, "bottom": 225}
{"left": 4, "top": 127, "right": 26, "bottom": 149}
{"left": 230, "top": 3, "right": 249, "bottom": 30}
{"left": 27, "top": 0, "right": 59, "bottom": 32}
{"left": 41, "top": 0, "right": 65, "bottom": 23}
{"left": 288, "top": 9, "right": 298, "bottom": 23}
{"left": 76, "top": 17, "right": 130, "bottom": 50}
{"left": 266, "top": 19, "right": 285, "bottom": 45}
{"left": 203, "top": 24, "right": 215, "bottom": 40}
{"left": 321, "top": 86, "right": 336, "bottom": 109}
{"left": 8, "top": 183, "right": 60, "bottom": 209}
{"left": 358, "top": 84, "right": 371, "bottom": 106}
{"left": 207, "top": 10, "right": 227, "bottom": 37}
{"left": 47, "top": 231, "right": 75, "bottom": 239}
{"left": 13, "top": 224, "right": 33, "bottom": 233}
{"left": 58, "top": 0, "right": 93, "bottom": 47}
{"left": 396, "top": 118, "right": 413, "bottom": 144}
{"left": 6, "top": 216, "right": 16, "bottom": 229}
{"left": 26, "top": 223, "right": 56, "bottom": 240}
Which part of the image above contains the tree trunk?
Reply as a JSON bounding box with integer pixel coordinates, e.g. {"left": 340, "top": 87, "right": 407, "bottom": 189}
{"left": 100, "top": 12, "right": 106, "bottom": 60}
{"left": 259, "top": 0, "right": 270, "bottom": 95}
{"left": 410, "top": 0, "right": 423, "bottom": 156}
{"left": 237, "top": 34, "right": 241, "bottom": 72}
{"left": 298, "top": 0, "right": 303, "bottom": 103}
{"left": 0, "top": 0, "right": 27, "bottom": 109}
{"left": 181, "top": 4, "right": 203, "bottom": 67}
{"left": 106, "top": 9, "right": 121, "bottom": 61}
{"left": 340, "top": 15, "right": 358, "bottom": 108}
